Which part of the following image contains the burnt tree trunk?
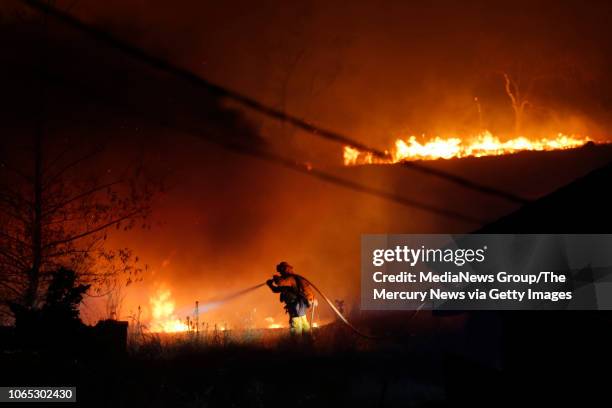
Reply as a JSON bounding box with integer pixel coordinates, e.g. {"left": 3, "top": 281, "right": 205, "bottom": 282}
{"left": 502, "top": 73, "right": 529, "bottom": 137}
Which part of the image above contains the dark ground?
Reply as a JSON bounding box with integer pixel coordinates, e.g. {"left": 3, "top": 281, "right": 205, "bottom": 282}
{"left": 1, "top": 308, "right": 611, "bottom": 407}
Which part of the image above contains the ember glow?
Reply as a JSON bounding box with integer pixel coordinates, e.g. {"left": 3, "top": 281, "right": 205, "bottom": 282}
{"left": 149, "top": 289, "right": 189, "bottom": 333}
{"left": 343, "top": 131, "right": 592, "bottom": 165}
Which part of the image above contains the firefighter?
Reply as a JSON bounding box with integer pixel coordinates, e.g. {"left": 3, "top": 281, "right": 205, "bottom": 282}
{"left": 266, "top": 261, "right": 316, "bottom": 335}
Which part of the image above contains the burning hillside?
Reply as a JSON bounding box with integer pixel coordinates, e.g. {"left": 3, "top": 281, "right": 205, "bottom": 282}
{"left": 343, "top": 131, "right": 592, "bottom": 165}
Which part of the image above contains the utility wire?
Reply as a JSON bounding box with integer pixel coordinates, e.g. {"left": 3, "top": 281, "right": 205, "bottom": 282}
{"left": 36, "top": 69, "right": 486, "bottom": 225}
{"left": 21, "top": 0, "right": 529, "bottom": 205}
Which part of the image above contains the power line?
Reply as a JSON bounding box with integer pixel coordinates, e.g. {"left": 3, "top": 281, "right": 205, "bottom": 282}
{"left": 21, "top": 0, "right": 529, "bottom": 205}
{"left": 37, "top": 70, "right": 486, "bottom": 225}
{"left": 229, "top": 144, "right": 487, "bottom": 225}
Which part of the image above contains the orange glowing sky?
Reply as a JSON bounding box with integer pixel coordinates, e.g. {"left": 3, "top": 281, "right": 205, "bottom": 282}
{"left": 4, "top": 0, "right": 612, "bottom": 330}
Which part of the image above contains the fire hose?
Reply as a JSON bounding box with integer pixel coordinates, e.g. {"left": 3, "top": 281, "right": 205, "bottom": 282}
{"left": 201, "top": 276, "right": 422, "bottom": 339}
{"left": 198, "top": 279, "right": 374, "bottom": 337}
{"left": 296, "top": 274, "right": 426, "bottom": 340}
{"left": 293, "top": 274, "right": 379, "bottom": 339}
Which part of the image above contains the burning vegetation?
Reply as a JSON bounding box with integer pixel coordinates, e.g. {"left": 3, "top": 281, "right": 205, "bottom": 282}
{"left": 149, "top": 289, "right": 189, "bottom": 333}
{"left": 343, "top": 131, "right": 592, "bottom": 165}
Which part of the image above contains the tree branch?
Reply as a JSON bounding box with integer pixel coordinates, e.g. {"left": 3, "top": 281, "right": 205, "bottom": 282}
{"left": 0, "top": 158, "right": 33, "bottom": 184}
{"left": 43, "top": 146, "right": 104, "bottom": 190}
{"left": 0, "top": 230, "right": 29, "bottom": 248}
{"left": 42, "top": 180, "right": 124, "bottom": 217}
{"left": 43, "top": 144, "right": 74, "bottom": 175}
{"left": 43, "top": 209, "right": 145, "bottom": 249}
{"left": 0, "top": 204, "right": 29, "bottom": 225}
{"left": 0, "top": 280, "right": 23, "bottom": 298}
{"left": 502, "top": 72, "right": 519, "bottom": 111}
{"left": 0, "top": 248, "right": 29, "bottom": 269}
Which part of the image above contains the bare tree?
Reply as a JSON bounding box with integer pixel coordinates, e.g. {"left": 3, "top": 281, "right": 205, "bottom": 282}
{"left": 500, "top": 71, "right": 532, "bottom": 136}
{"left": 0, "top": 4, "right": 158, "bottom": 320}
{"left": 489, "top": 43, "right": 586, "bottom": 137}
{"left": 498, "top": 63, "right": 579, "bottom": 137}
{"left": 0, "top": 133, "right": 155, "bottom": 317}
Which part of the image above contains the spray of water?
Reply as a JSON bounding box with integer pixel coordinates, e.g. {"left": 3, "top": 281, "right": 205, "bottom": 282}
{"left": 180, "top": 282, "right": 267, "bottom": 315}
{"left": 175, "top": 278, "right": 380, "bottom": 338}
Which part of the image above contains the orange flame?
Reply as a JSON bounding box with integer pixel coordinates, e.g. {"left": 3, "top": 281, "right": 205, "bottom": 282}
{"left": 343, "top": 131, "right": 592, "bottom": 165}
{"left": 265, "top": 316, "right": 283, "bottom": 329}
{"left": 264, "top": 317, "right": 320, "bottom": 329}
{"left": 149, "top": 289, "right": 189, "bottom": 333}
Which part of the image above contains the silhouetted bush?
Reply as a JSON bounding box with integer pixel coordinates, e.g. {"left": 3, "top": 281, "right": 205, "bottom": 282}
{"left": 9, "top": 267, "right": 90, "bottom": 351}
